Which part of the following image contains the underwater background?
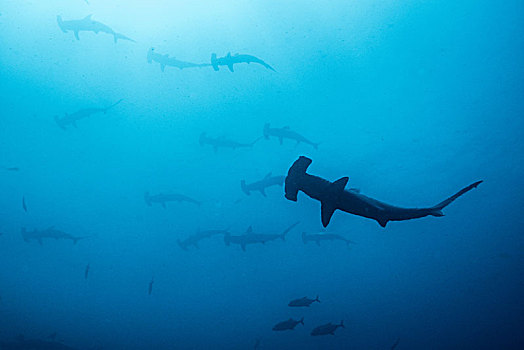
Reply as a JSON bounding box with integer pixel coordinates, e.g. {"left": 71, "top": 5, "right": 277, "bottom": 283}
{"left": 0, "top": 0, "right": 523, "bottom": 349}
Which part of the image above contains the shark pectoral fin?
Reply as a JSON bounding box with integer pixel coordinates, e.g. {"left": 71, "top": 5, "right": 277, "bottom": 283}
{"left": 228, "top": 63, "right": 234, "bottom": 72}
{"left": 259, "top": 189, "right": 267, "bottom": 197}
{"left": 377, "top": 218, "right": 388, "bottom": 227}
{"left": 278, "top": 137, "right": 283, "bottom": 145}
{"left": 160, "top": 64, "right": 165, "bottom": 72}
{"left": 241, "top": 243, "right": 246, "bottom": 251}
{"left": 321, "top": 202, "right": 338, "bottom": 227}
{"left": 74, "top": 31, "right": 80, "bottom": 40}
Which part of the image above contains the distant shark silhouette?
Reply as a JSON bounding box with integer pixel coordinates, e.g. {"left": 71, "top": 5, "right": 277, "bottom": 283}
{"left": 21, "top": 227, "right": 88, "bottom": 245}
{"left": 144, "top": 192, "right": 200, "bottom": 208}
{"left": 285, "top": 156, "right": 482, "bottom": 228}
{"left": 224, "top": 222, "right": 299, "bottom": 251}
{"left": 199, "top": 132, "right": 260, "bottom": 153}
{"left": 241, "top": 172, "right": 285, "bottom": 197}
{"left": 211, "top": 52, "right": 275, "bottom": 72}
{"left": 147, "top": 48, "right": 211, "bottom": 72}
{"left": 57, "top": 15, "right": 135, "bottom": 43}
{"left": 302, "top": 232, "right": 355, "bottom": 246}
{"left": 177, "top": 229, "right": 230, "bottom": 250}
{"left": 263, "top": 123, "right": 318, "bottom": 149}
{"left": 54, "top": 99, "right": 122, "bottom": 129}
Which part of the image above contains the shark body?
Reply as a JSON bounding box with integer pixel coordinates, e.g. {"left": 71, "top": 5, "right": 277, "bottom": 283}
{"left": 57, "top": 15, "right": 135, "bottom": 43}
{"left": 263, "top": 124, "right": 318, "bottom": 149}
{"left": 147, "top": 48, "right": 211, "bottom": 72}
{"left": 211, "top": 52, "right": 275, "bottom": 72}
{"left": 54, "top": 99, "right": 122, "bottom": 129}
{"left": 240, "top": 172, "right": 285, "bottom": 197}
{"left": 224, "top": 222, "right": 299, "bottom": 251}
{"left": 285, "top": 156, "right": 482, "bottom": 228}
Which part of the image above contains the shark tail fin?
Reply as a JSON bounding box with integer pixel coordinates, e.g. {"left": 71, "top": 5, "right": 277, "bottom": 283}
{"left": 56, "top": 16, "right": 67, "bottom": 33}
{"left": 339, "top": 320, "right": 345, "bottom": 328}
{"left": 144, "top": 192, "right": 152, "bottom": 206}
{"left": 263, "top": 123, "right": 270, "bottom": 139}
{"left": 302, "top": 232, "right": 308, "bottom": 244}
{"left": 113, "top": 33, "right": 136, "bottom": 44}
{"left": 104, "top": 99, "right": 123, "bottom": 113}
{"left": 240, "top": 180, "right": 250, "bottom": 196}
{"left": 315, "top": 295, "right": 320, "bottom": 303}
{"left": 299, "top": 317, "right": 304, "bottom": 325}
{"left": 285, "top": 156, "right": 312, "bottom": 201}
{"left": 281, "top": 221, "right": 300, "bottom": 240}
{"left": 429, "top": 180, "right": 483, "bottom": 216}
{"left": 211, "top": 53, "right": 219, "bottom": 71}
{"left": 54, "top": 115, "right": 66, "bottom": 130}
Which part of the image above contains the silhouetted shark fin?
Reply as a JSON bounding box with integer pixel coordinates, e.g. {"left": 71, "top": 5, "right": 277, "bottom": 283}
{"left": 377, "top": 218, "right": 388, "bottom": 227}
{"left": 278, "top": 137, "right": 283, "bottom": 145}
{"left": 245, "top": 226, "right": 253, "bottom": 234}
{"left": 321, "top": 201, "right": 338, "bottom": 227}
{"left": 160, "top": 63, "right": 166, "bottom": 72}
{"left": 228, "top": 63, "right": 234, "bottom": 72}
{"left": 259, "top": 188, "right": 267, "bottom": 197}
{"left": 240, "top": 180, "right": 250, "bottom": 195}
{"left": 332, "top": 177, "right": 349, "bottom": 192}
{"left": 74, "top": 30, "right": 80, "bottom": 40}
{"left": 430, "top": 180, "right": 483, "bottom": 215}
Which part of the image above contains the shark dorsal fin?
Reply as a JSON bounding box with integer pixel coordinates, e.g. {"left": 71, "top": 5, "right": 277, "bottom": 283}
{"left": 83, "top": 14, "right": 93, "bottom": 20}
{"left": 264, "top": 172, "right": 272, "bottom": 179}
{"left": 246, "top": 226, "right": 253, "bottom": 234}
{"left": 227, "top": 52, "right": 232, "bottom": 58}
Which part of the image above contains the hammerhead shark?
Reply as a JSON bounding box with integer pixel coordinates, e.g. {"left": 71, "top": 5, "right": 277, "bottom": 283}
{"left": 302, "top": 232, "right": 355, "bottom": 246}
{"left": 199, "top": 132, "right": 260, "bottom": 153}
{"left": 211, "top": 53, "right": 275, "bottom": 72}
{"left": 224, "top": 222, "right": 300, "bottom": 251}
{"left": 263, "top": 123, "right": 319, "bottom": 149}
{"left": 144, "top": 192, "right": 201, "bottom": 208}
{"left": 54, "top": 99, "right": 122, "bottom": 129}
{"left": 57, "top": 15, "right": 135, "bottom": 43}
{"left": 285, "top": 156, "right": 482, "bottom": 228}
{"left": 241, "top": 172, "right": 285, "bottom": 197}
{"left": 21, "top": 227, "right": 88, "bottom": 245}
{"left": 177, "top": 229, "right": 230, "bottom": 250}
{"left": 147, "top": 48, "right": 211, "bottom": 72}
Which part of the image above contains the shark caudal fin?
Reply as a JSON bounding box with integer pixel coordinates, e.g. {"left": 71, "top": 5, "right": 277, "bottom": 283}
{"left": 339, "top": 320, "right": 345, "bottom": 328}
{"left": 299, "top": 317, "right": 304, "bottom": 325}
{"left": 263, "top": 123, "right": 271, "bottom": 139}
{"left": 57, "top": 16, "right": 67, "bottom": 33}
{"left": 320, "top": 177, "right": 349, "bottom": 227}
{"left": 211, "top": 53, "right": 219, "bottom": 71}
{"left": 315, "top": 295, "right": 321, "bottom": 303}
{"left": 429, "top": 180, "right": 483, "bottom": 216}
{"left": 113, "top": 33, "right": 136, "bottom": 44}
{"left": 285, "top": 156, "right": 313, "bottom": 201}
{"left": 240, "top": 180, "right": 250, "bottom": 196}
{"left": 54, "top": 115, "right": 66, "bottom": 130}
{"left": 281, "top": 221, "right": 300, "bottom": 241}
{"left": 144, "top": 192, "right": 152, "bottom": 206}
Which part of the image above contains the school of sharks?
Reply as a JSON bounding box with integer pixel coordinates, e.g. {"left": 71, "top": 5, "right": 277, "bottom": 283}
{"left": 4, "top": 0, "right": 518, "bottom": 349}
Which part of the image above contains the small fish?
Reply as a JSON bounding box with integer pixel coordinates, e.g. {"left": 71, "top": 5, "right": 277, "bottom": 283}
{"left": 272, "top": 317, "right": 304, "bottom": 331}
{"left": 310, "top": 320, "right": 344, "bottom": 336}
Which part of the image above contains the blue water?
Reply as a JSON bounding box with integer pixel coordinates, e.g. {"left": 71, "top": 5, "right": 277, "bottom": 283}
{"left": 1, "top": 1, "right": 523, "bottom": 349}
